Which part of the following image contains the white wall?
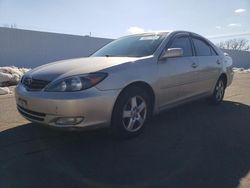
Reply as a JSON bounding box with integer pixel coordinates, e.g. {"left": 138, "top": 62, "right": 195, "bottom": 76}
{"left": 0, "top": 27, "right": 112, "bottom": 68}
{"left": 0, "top": 27, "right": 249, "bottom": 69}
{"left": 222, "top": 49, "right": 250, "bottom": 68}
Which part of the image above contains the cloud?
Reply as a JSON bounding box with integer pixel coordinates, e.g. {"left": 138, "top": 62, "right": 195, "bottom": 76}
{"left": 215, "top": 26, "right": 221, "bottom": 29}
{"left": 228, "top": 23, "right": 242, "bottom": 27}
{"left": 234, "top": 8, "right": 246, "bottom": 13}
{"left": 127, "top": 26, "right": 145, "bottom": 34}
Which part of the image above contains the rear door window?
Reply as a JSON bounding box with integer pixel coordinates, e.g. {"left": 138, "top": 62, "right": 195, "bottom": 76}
{"left": 210, "top": 46, "right": 218, "bottom": 56}
{"left": 193, "top": 38, "right": 211, "bottom": 56}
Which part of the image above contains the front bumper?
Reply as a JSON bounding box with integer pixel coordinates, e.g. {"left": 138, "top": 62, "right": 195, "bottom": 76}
{"left": 15, "top": 84, "right": 120, "bottom": 129}
{"left": 226, "top": 66, "right": 234, "bottom": 87}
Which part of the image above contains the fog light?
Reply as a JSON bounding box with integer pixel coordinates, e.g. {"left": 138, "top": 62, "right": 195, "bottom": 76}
{"left": 55, "top": 117, "right": 84, "bottom": 125}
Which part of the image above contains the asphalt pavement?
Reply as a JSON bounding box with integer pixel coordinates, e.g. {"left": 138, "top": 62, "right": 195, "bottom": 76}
{"left": 0, "top": 73, "right": 250, "bottom": 188}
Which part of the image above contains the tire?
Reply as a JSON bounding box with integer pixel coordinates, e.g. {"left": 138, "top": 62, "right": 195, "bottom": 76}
{"left": 111, "top": 87, "right": 152, "bottom": 138}
{"left": 209, "top": 77, "right": 226, "bottom": 105}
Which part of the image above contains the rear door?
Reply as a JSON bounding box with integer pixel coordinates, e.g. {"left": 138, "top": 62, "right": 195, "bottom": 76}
{"left": 158, "top": 34, "right": 200, "bottom": 108}
{"left": 191, "top": 36, "right": 221, "bottom": 94}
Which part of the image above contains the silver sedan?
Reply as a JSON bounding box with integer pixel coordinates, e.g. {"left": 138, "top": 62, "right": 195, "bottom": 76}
{"left": 15, "top": 31, "right": 234, "bottom": 137}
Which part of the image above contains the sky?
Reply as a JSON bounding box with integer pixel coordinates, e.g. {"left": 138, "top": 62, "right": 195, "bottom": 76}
{"left": 0, "top": 0, "right": 249, "bottom": 42}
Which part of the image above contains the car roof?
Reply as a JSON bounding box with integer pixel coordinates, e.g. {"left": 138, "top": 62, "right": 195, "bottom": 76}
{"left": 125, "top": 30, "right": 171, "bottom": 36}
{"left": 127, "top": 30, "right": 203, "bottom": 37}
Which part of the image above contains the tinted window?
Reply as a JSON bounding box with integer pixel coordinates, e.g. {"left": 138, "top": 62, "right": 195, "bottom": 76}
{"left": 169, "top": 36, "right": 193, "bottom": 57}
{"left": 210, "top": 46, "right": 218, "bottom": 56}
{"left": 193, "top": 38, "right": 211, "bottom": 56}
{"left": 92, "top": 33, "right": 166, "bottom": 57}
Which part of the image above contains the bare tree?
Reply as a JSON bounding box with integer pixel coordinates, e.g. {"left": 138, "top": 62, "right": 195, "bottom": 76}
{"left": 217, "top": 38, "right": 250, "bottom": 51}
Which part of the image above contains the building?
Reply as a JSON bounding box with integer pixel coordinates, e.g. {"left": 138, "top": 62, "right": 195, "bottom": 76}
{"left": 0, "top": 27, "right": 112, "bottom": 68}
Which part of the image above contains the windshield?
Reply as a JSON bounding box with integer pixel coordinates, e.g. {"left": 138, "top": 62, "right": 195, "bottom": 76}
{"left": 92, "top": 33, "right": 167, "bottom": 57}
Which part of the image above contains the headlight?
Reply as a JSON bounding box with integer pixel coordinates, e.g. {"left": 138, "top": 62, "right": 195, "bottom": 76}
{"left": 44, "top": 73, "right": 107, "bottom": 92}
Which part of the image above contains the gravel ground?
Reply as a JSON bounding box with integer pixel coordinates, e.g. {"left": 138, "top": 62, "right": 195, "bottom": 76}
{"left": 0, "top": 73, "right": 250, "bottom": 188}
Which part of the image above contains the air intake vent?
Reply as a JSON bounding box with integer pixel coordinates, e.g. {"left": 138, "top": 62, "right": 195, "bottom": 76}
{"left": 22, "top": 77, "right": 50, "bottom": 91}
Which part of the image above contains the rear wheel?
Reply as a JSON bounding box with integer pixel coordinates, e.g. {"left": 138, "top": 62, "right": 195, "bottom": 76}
{"left": 111, "top": 87, "right": 151, "bottom": 138}
{"left": 209, "top": 77, "right": 226, "bottom": 105}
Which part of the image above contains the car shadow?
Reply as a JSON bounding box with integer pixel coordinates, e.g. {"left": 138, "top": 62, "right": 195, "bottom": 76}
{"left": 1, "top": 100, "right": 250, "bottom": 188}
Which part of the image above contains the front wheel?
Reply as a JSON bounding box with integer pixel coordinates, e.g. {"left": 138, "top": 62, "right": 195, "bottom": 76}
{"left": 111, "top": 87, "right": 151, "bottom": 138}
{"left": 209, "top": 78, "right": 226, "bottom": 105}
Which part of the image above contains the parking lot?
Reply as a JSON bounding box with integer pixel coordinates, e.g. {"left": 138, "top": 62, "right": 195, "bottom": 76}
{"left": 0, "top": 72, "right": 250, "bottom": 188}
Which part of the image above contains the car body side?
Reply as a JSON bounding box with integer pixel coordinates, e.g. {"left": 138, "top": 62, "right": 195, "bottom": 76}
{"left": 95, "top": 31, "right": 233, "bottom": 114}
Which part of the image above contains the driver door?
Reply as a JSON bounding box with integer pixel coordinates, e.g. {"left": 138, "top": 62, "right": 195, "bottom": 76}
{"left": 157, "top": 34, "right": 200, "bottom": 108}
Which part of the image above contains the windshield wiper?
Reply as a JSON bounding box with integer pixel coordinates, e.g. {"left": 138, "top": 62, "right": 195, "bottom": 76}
{"left": 104, "top": 55, "right": 117, "bottom": 57}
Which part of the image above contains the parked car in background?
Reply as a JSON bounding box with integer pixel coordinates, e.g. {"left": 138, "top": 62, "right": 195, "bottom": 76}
{"left": 15, "top": 31, "right": 234, "bottom": 137}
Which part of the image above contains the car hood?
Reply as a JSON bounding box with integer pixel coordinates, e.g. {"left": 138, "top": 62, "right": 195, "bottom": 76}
{"left": 26, "top": 57, "right": 139, "bottom": 81}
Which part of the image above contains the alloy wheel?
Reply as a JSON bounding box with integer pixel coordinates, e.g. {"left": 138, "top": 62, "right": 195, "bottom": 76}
{"left": 215, "top": 80, "right": 225, "bottom": 101}
{"left": 122, "top": 96, "right": 147, "bottom": 132}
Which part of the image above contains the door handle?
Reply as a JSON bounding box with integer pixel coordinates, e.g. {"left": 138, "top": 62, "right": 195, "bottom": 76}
{"left": 191, "top": 63, "right": 198, "bottom": 68}
{"left": 216, "top": 60, "right": 221, "bottom": 64}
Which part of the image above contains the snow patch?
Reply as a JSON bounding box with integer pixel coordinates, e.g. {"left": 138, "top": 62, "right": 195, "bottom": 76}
{"left": 0, "top": 87, "right": 11, "bottom": 95}
{"left": 0, "top": 66, "right": 31, "bottom": 95}
{"left": 233, "top": 67, "right": 250, "bottom": 73}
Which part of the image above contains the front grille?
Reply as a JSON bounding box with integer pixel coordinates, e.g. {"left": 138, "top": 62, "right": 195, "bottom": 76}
{"left": 22, "top": 77, "right": 50, "bottom": 91}
{"left": 17, "top": 105, "right": 46, "bottom": 122}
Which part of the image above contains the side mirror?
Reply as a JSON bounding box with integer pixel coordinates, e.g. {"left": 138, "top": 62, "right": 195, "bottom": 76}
{"left": 160, "top": 48, "right": 183, "bottom": 60}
